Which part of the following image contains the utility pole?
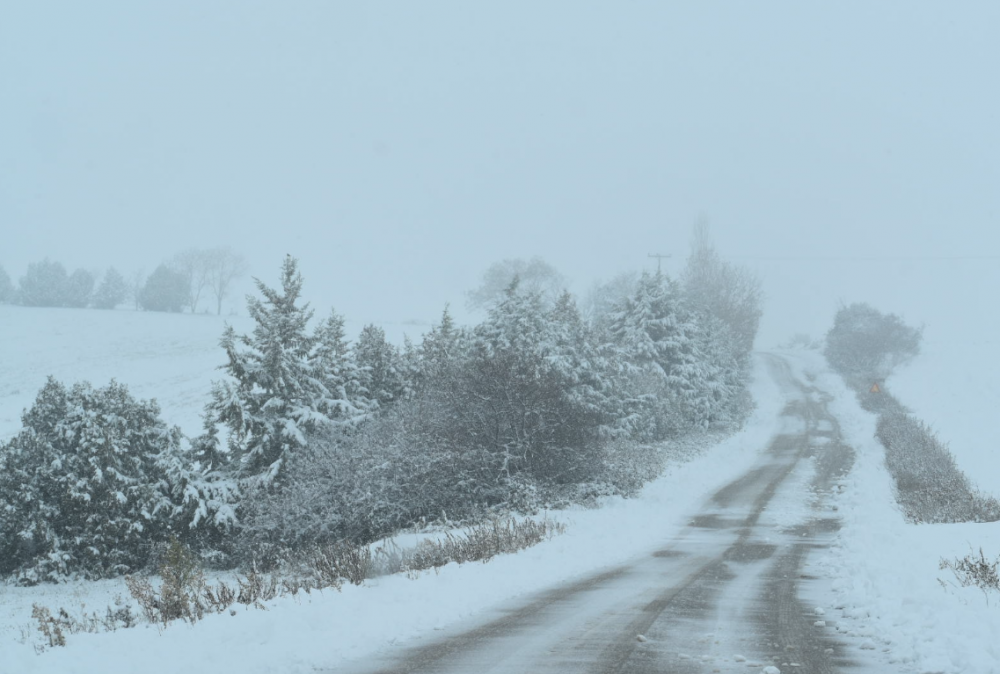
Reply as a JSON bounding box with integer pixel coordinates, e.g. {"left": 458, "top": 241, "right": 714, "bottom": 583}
{"left": 648, "top": 253, "right": 671, "bottom": 273}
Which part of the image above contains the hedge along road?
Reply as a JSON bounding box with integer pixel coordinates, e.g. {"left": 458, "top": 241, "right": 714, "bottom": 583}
{"left": 338, "top": 355, "right": 889, "bottom": 674}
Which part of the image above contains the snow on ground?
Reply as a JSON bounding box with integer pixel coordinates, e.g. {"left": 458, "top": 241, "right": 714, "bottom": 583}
{"left": 785, "top": 350, "right": 1000, "bottom": 674}
{"left": 0, "top": 305, "right": 254, "bottom": 442}
{"left": 2, "top": 354, "right": 790, "bottom": 674}
{"left": 891, "top": 335, "right": 1000, "bottom": 496}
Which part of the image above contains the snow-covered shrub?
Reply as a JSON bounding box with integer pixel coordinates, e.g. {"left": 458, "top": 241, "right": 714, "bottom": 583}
{"left": 940, "top": 548, "right": 1000, "bottom": 600}
{"left": 876, "top": 410, "right": 1000, "bottom": 523}
{"left": 0, "top": 378, "right": 229, "bottom": 582}
{"left": 239, "top": 401, "right": 503, "bottom": 557}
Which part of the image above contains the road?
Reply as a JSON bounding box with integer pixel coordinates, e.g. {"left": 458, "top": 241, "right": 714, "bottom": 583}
{"left": 340, "top": 355, "right": 879, "bottom": 674}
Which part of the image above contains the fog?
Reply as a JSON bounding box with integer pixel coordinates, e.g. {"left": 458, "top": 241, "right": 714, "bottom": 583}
{"left": 3, "top": 2, "right": 999, "bottom": 345}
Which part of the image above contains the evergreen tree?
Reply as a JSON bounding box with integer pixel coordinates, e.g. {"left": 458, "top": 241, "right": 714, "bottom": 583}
{"left": 354, "top": 324, "right": 403, "bottom": 408}
{"left": 140, "top": 264, "right": 190, "bottom": 312}
{"left": 18, "top": 259, "right": 69, "bottom": 307}
{"left": 609, "top": 271, "right": 710, "bottom": 437}
{"left": 93, "top": 267, "right": 129, "bottom": 309}
{"left": 64, "top": 268, "right": 96, "bottom": 308}
{"left": 207, "top": 256, "right": 334, "bottom": 486}
{"left": 311, "top": 309, "right": 368, "bottom": 421}
{"left": 415, "top": 305, "right": 466, "bottom": 393}
{"left": 0, "top": 264, "right": 13, "bottom": 304}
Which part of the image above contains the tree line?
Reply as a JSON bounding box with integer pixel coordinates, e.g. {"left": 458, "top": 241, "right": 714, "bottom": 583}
{"left": 0, "top": 228, "right": 764, "bottom": 583}
{"left": 0, "top": 247, "right": 247, "bottom": 314}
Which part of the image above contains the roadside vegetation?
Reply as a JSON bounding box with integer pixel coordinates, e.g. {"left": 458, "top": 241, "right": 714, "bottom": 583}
{"left": 823, "top": 302, "right": 1000, "bottom": 524}
{"left": 2, "top": 225, "right": 765, "bottom": 642}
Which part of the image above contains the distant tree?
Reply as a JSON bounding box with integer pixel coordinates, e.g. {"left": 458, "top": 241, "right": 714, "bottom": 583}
{"left": 18, "top": 259, "right": 69, "bottom": 307}
{"left": 825, "top": 302, "right": 923, "bottom": 381}
{"left": 64, "top": 268, "right": 96, "bottom": 308}
{"left": 206, "top": 247, "right": 248, "bottom": 315}
{"left": 0, "top": 264, "right": 13, "bottom": 304}
{"left": 467, "top": 257, "right": 566, "bottom": 311}
{"left": 140, "top": 264, "right": 190, "bottom": 312}
{"left": 93, "top": 267, "right": 129, "bottom": 309}
{"left": 583, "top": 271, "right": 639, "bottom": 330}
{"left": 681, "top": 221, "right": 764, "bottom": 354}
{"left": 128, "top": 269, "right": 145, "bottom": 310}
{"left": 172, "top": 249, "right": 213, "bottom": 313}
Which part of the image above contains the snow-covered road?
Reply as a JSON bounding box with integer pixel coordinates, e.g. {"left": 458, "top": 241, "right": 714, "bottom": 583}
{"left": 337, "top": 355, "right": 884, "bottom": 674}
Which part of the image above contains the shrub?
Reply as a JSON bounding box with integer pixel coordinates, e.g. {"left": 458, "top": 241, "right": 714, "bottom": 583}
{"left": 940, "top": 548, "right": 1000, "bottom": 602}
{"left": 876, "top": 410, "right": 1000, "bottom": 523}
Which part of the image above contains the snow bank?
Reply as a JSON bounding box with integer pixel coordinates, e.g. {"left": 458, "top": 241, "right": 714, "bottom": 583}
{"left": 2, "top": 354, "right": 790, "bottom": 673}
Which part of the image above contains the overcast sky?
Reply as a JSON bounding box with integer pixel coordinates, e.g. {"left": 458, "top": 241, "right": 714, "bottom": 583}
{"left": 3, "top": 2, "right": 999, "bottom": 346}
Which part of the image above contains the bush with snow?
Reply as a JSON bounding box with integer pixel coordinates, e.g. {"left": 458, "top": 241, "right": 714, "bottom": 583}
{"left": 0, "top": 378, "right": 232, "bottom": 582}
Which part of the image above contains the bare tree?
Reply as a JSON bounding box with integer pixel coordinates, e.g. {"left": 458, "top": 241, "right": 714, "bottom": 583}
{"left": 172, "top": 249, "right": 213, "bottom": 313}
{"left": 128, "top": 269, "right": 146, "bottom": 311}
{"left": 681, "top": 220, "right": 764, "bottom": 353}
{"left": 466, "top": 257, "right": 566, "bottom": 311}
{"left": 207, "top": 248, "right": 248, "bottom": 315}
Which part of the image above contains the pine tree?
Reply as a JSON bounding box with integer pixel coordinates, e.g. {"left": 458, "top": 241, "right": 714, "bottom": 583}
{"left": 18, "top": 259, "right": 69, "bottom": 307}
{"left": 93, "top": 267, "right": 129, "bottom": 309}
{"left": 310, "top": 309, "right": 368, "bottom": 421}
{"left": 207, "top": 256, "right": 334, "bottom": 486}
{"left": 355, "top": 324, "right": 404, "bottom": 408}
{"left": 64, "top": 269, "right": 96, "bottom": 308}
{"left": 609, "top": 271, "right": 710, "bottom": 437}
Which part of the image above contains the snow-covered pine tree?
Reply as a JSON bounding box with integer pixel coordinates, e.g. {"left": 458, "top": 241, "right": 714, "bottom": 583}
{"left": 456, "top": 280, "right": 605, "bottom": 482}
{"left": 354, "top": 324, "right": 404, "bottom": 408}
{"left": 609, "top": 271, "right": 713, "bottom": 437}
{"left": 310, "top": 308, "right": 369, "bottom": 422}
{"left": 93, "top": 266, "right": 129, "bottom": 309}
{"left": 207, "top": 256, "right": 334, "bottom": 487}
{"left": 414, "top": 305, "right": 467, "bottom": 394}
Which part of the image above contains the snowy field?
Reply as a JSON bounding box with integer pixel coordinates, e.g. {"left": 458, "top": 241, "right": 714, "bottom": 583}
{"left": 0, "top": 305, "right": 254, "bottom": 442}
{"left": 891, "top": 334, "right": 1000, "bottom": 496}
